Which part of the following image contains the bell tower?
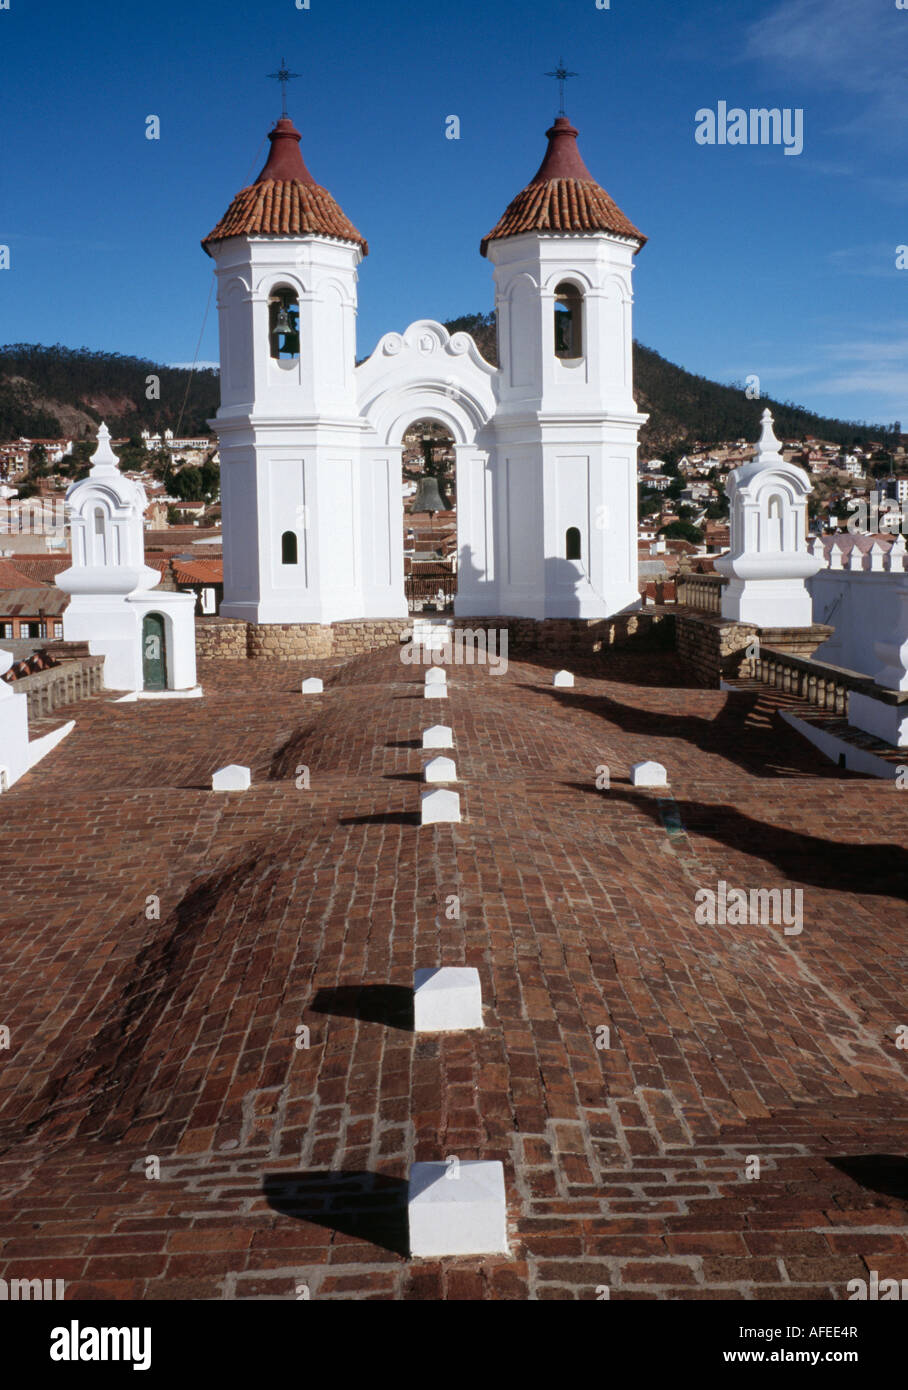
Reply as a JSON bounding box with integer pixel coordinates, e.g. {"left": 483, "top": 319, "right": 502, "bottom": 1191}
{"left": 471, "top": 112, "right": 648, "bottom": 619}
{"left": 204, "top": 109, "right": 398, "bottom": 623}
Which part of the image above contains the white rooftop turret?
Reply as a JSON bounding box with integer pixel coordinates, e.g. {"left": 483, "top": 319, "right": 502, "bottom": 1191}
{"left": 54, "top": 424, "right": 199, "bottom": 695}
{"left": 715, "top": 409, "right": 821, "bottom": 626}
{"left": 56, "top": 424, "right": 161, "bottom": 598}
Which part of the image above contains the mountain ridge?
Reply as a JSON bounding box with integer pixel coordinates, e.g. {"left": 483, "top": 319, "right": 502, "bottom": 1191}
{"left": 0, "top": 332, "right": 896, "bottom": 456}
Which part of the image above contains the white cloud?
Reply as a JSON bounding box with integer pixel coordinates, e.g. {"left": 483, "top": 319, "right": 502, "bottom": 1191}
{"left": 745, "top": 0, "right": 908, "bottom": 140}
{"left": 826, "top": 244, "right": 904, "bottom": 279}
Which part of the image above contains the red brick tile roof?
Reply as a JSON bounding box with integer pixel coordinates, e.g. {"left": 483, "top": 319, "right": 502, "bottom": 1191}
{"left": 202, "top": 117, "right": 368, "bottom": 256}
{"left": 481, "top": 117, "right": 645, "bottom": 257}
{"left": 0, "top": 646, "right": 905, "bottom": 1299}
{"left": 4, "top": 555, "right": 71, "bottom": 584}
{"left": 172, "top": 559, "right": 223, "bottom": 585}
{"left": 0, "top": 557, "right": 48, "bottom": 590}
{"left": 0, "top": 586, "right": 69, "bottom": 616}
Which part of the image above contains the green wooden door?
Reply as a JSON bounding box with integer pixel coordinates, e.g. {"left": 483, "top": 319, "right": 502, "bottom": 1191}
{"left": 142, "top": 613, "right": 167, "bottom": 690}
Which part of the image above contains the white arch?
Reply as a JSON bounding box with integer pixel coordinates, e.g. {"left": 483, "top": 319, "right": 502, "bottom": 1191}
{"left": 253, "top": 270, "right": 308, "bottom": 300}
{"left": 370, "top": 386, "right": 489, "bottom": 447}
{"left": 317, "top": 275, "right": 357, "bottom": 309}
{"left": 542, "top": 267, "right": 595, "bottom": 295}
{"left": 219, "top": 274, "right": 250, "bottom": 303}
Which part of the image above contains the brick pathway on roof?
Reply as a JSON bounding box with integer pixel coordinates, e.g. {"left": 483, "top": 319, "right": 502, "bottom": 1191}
{"left": 0, "top": 647, "right": 905, "bottom": 1300}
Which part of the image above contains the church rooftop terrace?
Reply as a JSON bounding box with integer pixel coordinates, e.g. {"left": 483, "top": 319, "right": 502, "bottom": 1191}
{"left": 0, "top": 646, "right": 904, "bottom": 1299}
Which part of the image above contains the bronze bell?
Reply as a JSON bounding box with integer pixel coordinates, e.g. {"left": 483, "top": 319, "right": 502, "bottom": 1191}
{"left": 412, "top": 475, "right": 446, "bottom": 515}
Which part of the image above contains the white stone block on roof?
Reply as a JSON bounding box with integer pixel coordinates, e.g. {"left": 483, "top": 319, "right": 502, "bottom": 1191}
{"left": 408, "top": 1160, "right": 507, "bottom": 1257}
{"left": 424, "top": 666, "right": 447, "bottom": 685}
{"left": 420, "top": 787, "right": 461, "bottom": 824}
{"left": 301, "top": 677, "right": 324, "bottom": 694}
{"left": 422, "top": 724, "right": 453, "bottom": 749}
{"left": 212, "top": 764, "right": 251, "bottom": 792}
{"left": 553, "top": 669, "right": 574, "bottom": 687}
{"left": 423, "top": 755, "right": 456, "bottom": 783}
{"left": 414, "top": 966, "right": 483, "bottom": 1032}
{"left": 630, "top": 759, "right": 668, "bottom": 787}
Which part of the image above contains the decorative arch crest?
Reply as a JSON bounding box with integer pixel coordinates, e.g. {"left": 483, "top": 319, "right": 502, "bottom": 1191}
{"left": 355, "top": 319, "right": 497, "bottom": 447}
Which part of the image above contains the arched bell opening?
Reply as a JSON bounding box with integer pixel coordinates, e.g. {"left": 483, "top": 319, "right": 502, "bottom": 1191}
{"left": 565, "top": 526, "right": 582, "bottom": 561}
{"left": 554, "top": 281, "right": 584, "bottom": 360}
{"left": 268, "top": 285, "right": 300, "bottom": 361}
{"left": 402, "top": 418, "right": 457, "bottom": 615}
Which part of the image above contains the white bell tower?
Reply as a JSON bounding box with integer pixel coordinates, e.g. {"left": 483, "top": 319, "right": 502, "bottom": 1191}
{"left": 205, "top": 113, "right": 402, "bottom": 623}
{"left": 467, "top": 114, "right": 648, "bottom": 619}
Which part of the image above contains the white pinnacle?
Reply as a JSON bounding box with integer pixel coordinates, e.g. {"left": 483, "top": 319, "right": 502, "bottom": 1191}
{"left": 755, "top": 408, "right": 783, "bottom": 466}
{"left": 89, "top": 423, "right": 120, "bottom": 475}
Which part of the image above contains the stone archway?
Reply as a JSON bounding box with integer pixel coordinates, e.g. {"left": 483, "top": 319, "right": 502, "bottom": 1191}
{"left": 401, "top": 418, "right": 457, "bottom": 614}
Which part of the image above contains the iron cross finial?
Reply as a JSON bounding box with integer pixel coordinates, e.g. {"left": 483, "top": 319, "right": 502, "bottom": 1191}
{"left": 544, "top": 57, "right": 578, "bottom": 117}
{"left": 268, "top": 57, "right": 301, "bottom": 119}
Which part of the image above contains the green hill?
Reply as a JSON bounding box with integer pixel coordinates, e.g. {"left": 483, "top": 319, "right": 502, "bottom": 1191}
{"left": 443, "top": 313, "right": 898, "bottom": 454}
{"left": 0, "top": 331, "right": 897, "bottom": 455}
{"left": 0, "top": 344, "right": 219, "bottom": 442}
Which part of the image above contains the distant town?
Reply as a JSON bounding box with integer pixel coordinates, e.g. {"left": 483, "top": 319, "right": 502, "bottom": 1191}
{"left": 1, "top": 420, "right": 904, "bottom": 643}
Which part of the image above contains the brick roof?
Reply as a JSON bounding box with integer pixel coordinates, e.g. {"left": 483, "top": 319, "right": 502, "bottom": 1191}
{"left": 202, "top": 117, "right": 368, "bottom": 257}
{"left": 172, "top": 559, "right": 223, "bottom": 585}
{"left": 0, "top": 646, "right": 905, "bottom": 1299}
{"left": 0, "top": 557, "right": 48, "bottom": 589}
{"left": 481, "top": 117, "right": 645, "bottom": 257}
{"left": 0, "top": 586, "right": 68, "bottom": 616}
{"left": 4, "top": 555, "right": 71, "bottom": 584}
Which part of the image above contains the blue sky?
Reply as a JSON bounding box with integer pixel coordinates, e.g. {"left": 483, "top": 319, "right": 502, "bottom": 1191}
{"left": 1, "top": 0, "right": 906, "bottom": 426}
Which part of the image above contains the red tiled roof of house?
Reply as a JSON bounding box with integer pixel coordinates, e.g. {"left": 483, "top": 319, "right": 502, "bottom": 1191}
{"left": 202, "top": 117, "right": 368, "bottom": 256}
{"left": 0, "top": 558, "right": 48, "bottom": 590}
{"left": 8, "top": 555, "right": 72, "bottom": 584}
{"left": 0, "top": 586, "right": 69, "bottom": 616}
{"left": 172, "top": 559, "right": 223, "bottom": 585}
{"left": 481, "top": 116, "right": 646, "bottom": 257}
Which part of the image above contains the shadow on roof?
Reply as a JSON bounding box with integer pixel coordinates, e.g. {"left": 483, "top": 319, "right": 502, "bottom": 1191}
{"left": 263, "top": 1171, "right": 409, "bottom": 1255}
{"left": 600, "top": 784, "right": 908, "bottom": 898}
{"left": 535, "top": 682, "right": 852, "bottom": 779}
{"left": 827, "top": 1155, "right": 908, "bottom": 1203}
{"left": 310, "top": 984, "right": 413, "bottom": 1032}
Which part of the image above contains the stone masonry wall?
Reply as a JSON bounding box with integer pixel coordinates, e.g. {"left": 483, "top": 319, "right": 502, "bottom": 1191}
{"left": 195, "top": 613, "right": 671, "bottom": 663}
{"left": 674, "top": 613, "right": 834, "bottom": 687}
{"left": 194, "top": 618, "right": 248, "bottom": 659}
{"left": 675, "top": 613, "right": 759, "bottom": 687}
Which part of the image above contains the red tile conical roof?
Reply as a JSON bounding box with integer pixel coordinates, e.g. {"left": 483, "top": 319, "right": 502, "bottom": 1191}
{"left": 480, "top": 116, "right": 645, "bottom": 257}
{"left": 202, "top": 117, "right": 368, "bottom": 256}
